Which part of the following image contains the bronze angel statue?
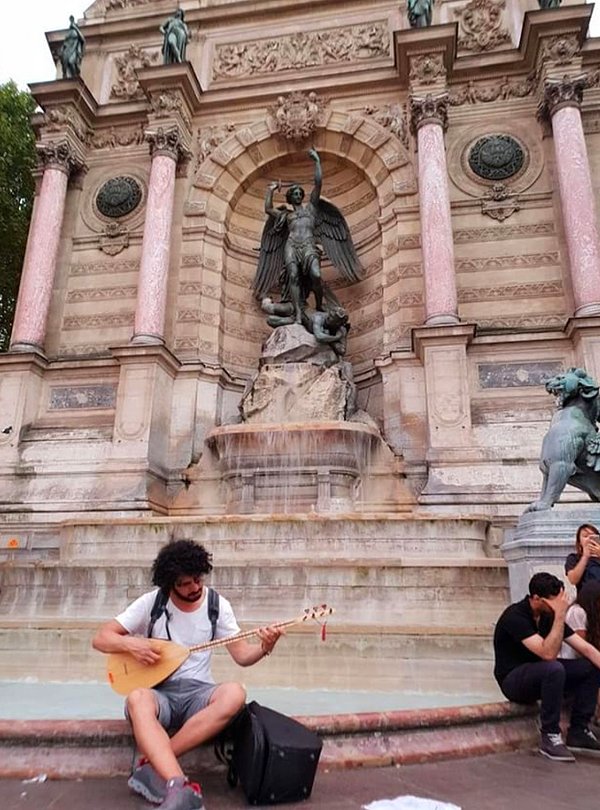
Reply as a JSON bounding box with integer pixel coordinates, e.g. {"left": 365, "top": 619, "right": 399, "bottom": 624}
{"left": 252, "top": 148, "right": 363, "bottom": 326}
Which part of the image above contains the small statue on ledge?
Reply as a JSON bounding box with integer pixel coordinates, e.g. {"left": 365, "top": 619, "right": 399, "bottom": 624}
{"left": 160, "top": 9, "right": 190, "bottom": 64}
{"left": 407, "top": 0, "right": 434, "bottom": 28}
{"left": 59, "top": 15, "right": 85, "bottom": 79}
{"left": 253, "top": 147, "right": 363, "bottom": 328}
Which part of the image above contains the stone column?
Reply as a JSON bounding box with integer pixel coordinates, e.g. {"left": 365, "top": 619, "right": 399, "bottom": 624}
{"left": 542, "top": 76, "right": 600, "bottom": 317}
{"left": 410, "top": 94, "right": 459, "bottom": 326}
{"left": 10, "top": 141, "right": 83, "bottom": 352}
{"left": 132, "top": 127, "right": 187, "bottom": 345}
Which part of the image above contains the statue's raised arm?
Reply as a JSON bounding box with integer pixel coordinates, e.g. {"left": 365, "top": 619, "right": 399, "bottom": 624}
{"left": 309, "top": 147, "right": 322, "bottom": 206}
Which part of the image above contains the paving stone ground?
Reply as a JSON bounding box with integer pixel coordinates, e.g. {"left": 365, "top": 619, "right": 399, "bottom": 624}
{"left": 2, "top": 751, "right": 600, "bottom": 810}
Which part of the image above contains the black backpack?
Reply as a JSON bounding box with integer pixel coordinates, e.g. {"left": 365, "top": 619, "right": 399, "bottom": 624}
{"left": 217, "top": 701, "right": 322, "bottom": 805}
{"left": 147, "top": 587, "right": 220, "bottom": 640}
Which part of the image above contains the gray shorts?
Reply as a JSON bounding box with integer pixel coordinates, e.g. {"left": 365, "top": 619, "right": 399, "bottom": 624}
{"left": 126, "top": 678, "right": 217, "bottom": 732}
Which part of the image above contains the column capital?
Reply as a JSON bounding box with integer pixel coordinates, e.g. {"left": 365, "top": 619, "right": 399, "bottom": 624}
{"left": 36, "top": 138, "right": 86, "bottom": 175}
{"left": 538, "top": 74, "right": 587, "bottom": 120}
{"left": 410, "top": 93, "right": 449, "bottom": 134}
{"left": 144, "top": 125, "right": 191, "bottom": 164}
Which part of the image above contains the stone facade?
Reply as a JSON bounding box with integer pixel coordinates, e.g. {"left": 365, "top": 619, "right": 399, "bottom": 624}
{"left": 2, "top": 0, "right": 600, "bottom": 695}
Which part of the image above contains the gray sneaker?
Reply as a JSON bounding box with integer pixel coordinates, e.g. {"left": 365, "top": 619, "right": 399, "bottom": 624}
{"left": 539, "top": 732, "right": 576, "bottom": 762}
{"left": 128, "top": 759, "right": 167, "bottom": 804}
{"left": 159, "top": 777, "right": 205, "bottom": 810}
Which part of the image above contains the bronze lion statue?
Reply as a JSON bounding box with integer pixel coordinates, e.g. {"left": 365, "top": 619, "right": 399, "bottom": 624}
{"left": 526, "top": 367, "right": 600, "bottom": 512}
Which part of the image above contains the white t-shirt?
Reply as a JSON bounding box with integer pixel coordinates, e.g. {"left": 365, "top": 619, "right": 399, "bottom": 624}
{"left": 560, "top": 604, "right": 587, "bottom": 660}
{"left": 115, "top": 588, "right": 241, "bottom": 683}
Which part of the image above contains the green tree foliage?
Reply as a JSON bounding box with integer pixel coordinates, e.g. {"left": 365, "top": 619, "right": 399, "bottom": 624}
{"left": 0, "top": 82, "right": 36, "bottom": 352}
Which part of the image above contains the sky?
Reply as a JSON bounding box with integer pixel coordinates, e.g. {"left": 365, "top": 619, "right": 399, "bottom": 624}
{"left": 0, "top": 1, "right": 600, "bottom": 90}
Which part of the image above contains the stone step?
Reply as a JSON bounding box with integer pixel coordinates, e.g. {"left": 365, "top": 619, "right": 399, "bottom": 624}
{"left": 0, "top": 561, "right": 509, "bottom": 627}
{"left": 0, "top": 624, "right": 498, "bottom": 692}
{"left": 0, "top": 704, "right": 538, "bottom": 778}
{"left": 50, "top": 513, "right": 494, "bottom": 562}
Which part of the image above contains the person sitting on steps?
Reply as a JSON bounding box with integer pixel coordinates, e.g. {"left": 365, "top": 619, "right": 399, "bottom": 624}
{"left": 493, "top": 572, "right": 600, "bottom": 761}
{"left": 92, "top": 539, "right": 282, "bottom": 810}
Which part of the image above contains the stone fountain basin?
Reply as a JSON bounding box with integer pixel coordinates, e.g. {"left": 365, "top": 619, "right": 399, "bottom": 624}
{"left": 207, "top": 420, "right": 380, "bottom": 473}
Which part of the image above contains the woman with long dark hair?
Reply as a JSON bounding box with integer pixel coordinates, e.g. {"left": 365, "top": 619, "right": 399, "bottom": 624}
{"left": 565, "top": 524, "right": 600, "bottom": 593}
{"left": 561, "top": 581, "right": 600, "bottom": 660}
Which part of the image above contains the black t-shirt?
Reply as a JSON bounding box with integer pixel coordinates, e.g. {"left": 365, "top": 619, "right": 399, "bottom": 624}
{"left": 565, "top": 554, "right": 600, "bottom": 592}
{"left": 493, "top": 597, "right": 574, "bottom": 685}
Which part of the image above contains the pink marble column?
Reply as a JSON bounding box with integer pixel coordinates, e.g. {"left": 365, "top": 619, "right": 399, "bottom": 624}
{"left": 10, "top": 141, "right": 80, "bottom": 351}
{"left": 411, "top": 95, "right": 459, "bottom": 326}
{"left": 132, "top": 128, "right": 182, "bottom": 345}
{"left": 545, "top": 78, "right": 600, "bottom": 317}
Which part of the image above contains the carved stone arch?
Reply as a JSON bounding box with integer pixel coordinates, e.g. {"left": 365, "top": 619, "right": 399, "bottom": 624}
{"left": 175, "top": 112, "right": 415, "bottom": 377}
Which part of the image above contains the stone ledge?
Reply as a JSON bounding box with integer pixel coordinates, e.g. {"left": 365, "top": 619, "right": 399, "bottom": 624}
{"left": 0, "top": 702, "right": 537, "bottom": 778}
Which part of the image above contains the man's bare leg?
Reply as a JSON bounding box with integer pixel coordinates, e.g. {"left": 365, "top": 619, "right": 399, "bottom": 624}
{"left": 127, "top": 688, "right": 184, "bottom": 781}
{"left": 170, "top": 682, "right": 246, "bottom": 757}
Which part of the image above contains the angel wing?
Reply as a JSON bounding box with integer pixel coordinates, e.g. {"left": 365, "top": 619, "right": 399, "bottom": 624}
{"left": 314, "top": 199, "right": 363, "bottom": 284}
{"left": 252, "top": 208, "right": 288, "bottom": 300}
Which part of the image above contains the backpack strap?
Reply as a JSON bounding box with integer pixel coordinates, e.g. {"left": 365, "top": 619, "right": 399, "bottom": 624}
{"left": 207, "top": 587, "right": 220, "bottom": 641}
{"left": 147, "top": 589, "right": 172, "bottom": 641}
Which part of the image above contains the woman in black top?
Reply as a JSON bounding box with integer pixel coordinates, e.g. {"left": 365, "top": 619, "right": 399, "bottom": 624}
{"left": 565, "top": 523, "right": 600, "bottom": 593}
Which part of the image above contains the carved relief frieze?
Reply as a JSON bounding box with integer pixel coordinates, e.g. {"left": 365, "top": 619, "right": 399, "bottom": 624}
{"left": 455, "top": 0, "right": 511, "bottom": 53}
{"left": 362, "top": 104, "right": 409, "bottom": 148}
{"left": 102, "top": 0, "right": 150, "bottom": 11}
{"left": 70, "top": 259, "right": 138, "bottom": 276}
{"left": 458, "top": 281, "right": 563, "bottom": 302}
{"left": 63, "top": 312, "right": 134, "bottom": 330}
{"left": 268, "top": 91, "right": 328, "bottom": 141}
{"left": 90, "top": 125, "right": 145, "bottom": 149}
{"left": 409, "top": 53, "right": 446, "bottom": 86}
{"left": 454, "top": 221, "right": 554, "bottom": 243}
{"left": 457, "top": 251, "right": 559, "bottom": 273}
{"left": 449, "top": 75, "right": 535, "bottom": 106}
{"left": 111, "top": 45, "right": 159, "bottom": 101}
{"left": 477, "top": 314, "right": 565, "bottom": 330}
{"left": 57, "top": 343, "right": 113, "bottom": 357}
{"left": 67, "top": 285, "right": 137, "bottom": 303}
{"left": 212, "top": 22, "right": 389, "bottom": 80}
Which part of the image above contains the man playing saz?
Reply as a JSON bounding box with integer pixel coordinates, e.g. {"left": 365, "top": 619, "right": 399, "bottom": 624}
{"left": 93, "top": 540, "right": 282, "bottom": 810}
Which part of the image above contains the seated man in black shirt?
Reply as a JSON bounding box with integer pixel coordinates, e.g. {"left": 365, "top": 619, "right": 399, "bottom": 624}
{"left": 494, "top": 572, "right": 600, "bottom": 761}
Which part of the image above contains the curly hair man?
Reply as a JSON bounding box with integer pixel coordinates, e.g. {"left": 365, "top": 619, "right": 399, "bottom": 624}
{"left": 93, "top": 540, "right": 282, "bottom": 810}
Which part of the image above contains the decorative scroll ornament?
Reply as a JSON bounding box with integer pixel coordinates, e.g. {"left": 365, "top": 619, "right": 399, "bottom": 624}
{"left": 455, "top": 0, "right": 511, "bottom": 53}
{"left": 268, "top": 91, "right": 327, "bottom": 141}
{"left": 99, "top": 221, "right": 130, "bottom": 255}
{"left": 145, "top": 126, "right": 191, "bottom": 163}
{"left": 95, "top": 176, "right": 142, "bottom": 218}
{"left": 363, "top": 104, "right": 409, "bottom": 148}
{"left": 468, "top": 135, "right": 525, "bottom": 181}
{"left": 149, "top": 90, "right": 192, "bottom": 132}
{"left": 480, "top": 183, "right": 520, "bottom": 221}
{"left": 196, "top": 123, "right": 236, "bottom": 166}
{"left": 42, "top": 106, "right": 90, "bottom": 145}
{"left": 111, "top": 45, "right": 159, "bottom": 100}
{"left": 540, "top": 74, "right": 587, "bottom": 118}
{"left": 409, "top": 53, "right": 446, "bottom": 85}
{"left": 212, "top": 22, "right": 389, "bottom": 80}
{"left": 410, "top": 93, "right": 449, "bottom": 133}
{"left": 36, "top": 139, "right": 84, "bottom": 175}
